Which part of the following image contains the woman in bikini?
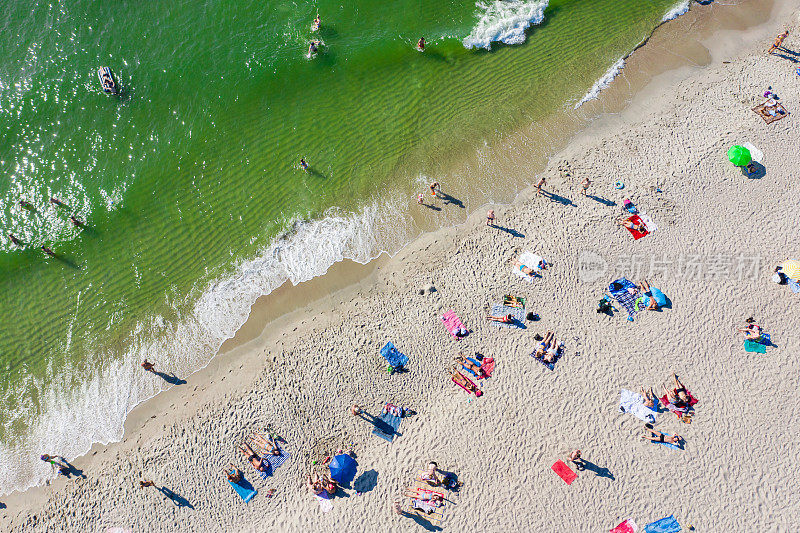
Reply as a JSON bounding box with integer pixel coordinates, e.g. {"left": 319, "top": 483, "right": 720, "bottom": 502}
{"left": 486, "top": 313, "right": 513, "bottom": 323}
{"left": 641, "top": 427, "right": 682, "bottom": 445}
{"left": 416, "top": 462, "right": 442, "bottom": 486}
{"left": 321, "top": 473, "right": 338, "bottom": 497}
{"left": 533, "top": 331, "right": 555, "bottom": 359}
{"left": 306, "top": 473, "right": 324, "bottom": 495}
{"left": 223, "top": 464, "right": 242, "bottom": 484}
{"left": 737, "top": 317, "right": 762, "bottom": 341}
{"left": 450, "top": 369, "right": 482, "bottom": 395}
{"left": 544, "top": 335, "right": 561, "bottom": 364}
{"left": 239, "top": 442, "right": 269, "bottom": 478}
{"left": 251, "top": 433, "right": 281, "bottom": 456}
{"left": 454, "top": 354, "right": 486, "bottom": 378}
{"left": 663, "top": 373, "right": 691, "bottom": 408}
{"left": 617, "top": 217, "right": 646, "bottom": 232}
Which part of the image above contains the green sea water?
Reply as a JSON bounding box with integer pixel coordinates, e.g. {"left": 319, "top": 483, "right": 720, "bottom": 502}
{"left": 0, "top": 0, "right": 684, "bottom": 493}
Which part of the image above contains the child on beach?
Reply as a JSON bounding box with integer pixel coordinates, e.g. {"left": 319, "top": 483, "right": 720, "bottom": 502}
{"left": 581, "top": 177, "right": 591, "bottom": 195}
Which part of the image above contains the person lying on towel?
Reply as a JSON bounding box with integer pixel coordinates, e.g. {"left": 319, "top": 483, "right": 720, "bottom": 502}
{"left": 455, "top": 353, "right": 487, "bottom": 378}
{"left": 737, "top": 317, "right": 763, "bottom": 341}
{"left": 637, "top": 279, "right": 666, "bottom": 310}
{"left": 513, "top": 257, "right": 549, "bottom": 276}
{"left": 641, "top": 427, "right": 682, "bottom": 446}
{"left": 450, "top": 369, "right": 482, "bottom": 396}
{"left": 617, "top": 217, "right": 646, "bottom": 232}
{"left": 663, "top": 373, "right": 692, "bottom": 409}
{"left": 533, "top": 331, "right": 561, "bottom": 364}
{"left": 486, "top": 312, "right": 513, "bottom": 323}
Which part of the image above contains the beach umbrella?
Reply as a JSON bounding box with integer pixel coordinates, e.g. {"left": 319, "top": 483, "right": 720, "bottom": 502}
{"left": 727, "top": 145, "right": 751, "bottom": 166}
{"left": 782, "top": 260, "right": 800, "bottom": 281}
{"left": 328, "top": 454, "right": 357, "bottom": 484}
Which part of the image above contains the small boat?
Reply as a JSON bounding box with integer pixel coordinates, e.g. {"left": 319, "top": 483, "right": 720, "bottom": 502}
{"left": 97, "top": 67, "right": 117, "bottom": 95}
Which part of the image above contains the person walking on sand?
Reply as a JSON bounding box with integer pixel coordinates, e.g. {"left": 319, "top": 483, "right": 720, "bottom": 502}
{"left": 535, "top": 176, "right": 546, "bottom": 195}
{"left": 139, "top": 480, "right": 155, "bottom": 488}
{"left": 486, "top": 209, "right": 495, "bottom": 226}
{"left": 350, "top": 404, "right": 362, "bottom": 416}
{"left": 769, "top": 30, "right": 789, "bottom": 54}
{"left": 429, "top": 181, "right": 440, "bottom": 197}
{"left": 299, "top": 158, "right": 309, "bottom": 171}
{"left": 568, "top": 449, "right": 585, "bottom": 470}
{"left": 581, "top": 177, "right": 591, "bottom": 196}
{"left": 40, "top": 454, "right": 69, "bottom": 475}
{"left": 417, "top": 37, "right": 425, "bottom": 52}
{"left": 141, "top": 359, "right": 155, "bottom": 372}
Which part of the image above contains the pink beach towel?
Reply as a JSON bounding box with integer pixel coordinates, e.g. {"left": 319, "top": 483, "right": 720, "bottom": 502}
{"left": 480, "top": 357, "right": 495, "bottom": 378}
{"left": 451, "top": 372, "right": 482, "bottom": 397}
{"left": 659, "top": 390, "right": 699, "bottom": 414}
{"left": 551, "top": 460, "right": 577, "bottom": 485}
{"left": 441, "top": 310, "right": 467, "bottom": 339}
{"left": 611, "top": 519, "right": 638, "bottom": 533}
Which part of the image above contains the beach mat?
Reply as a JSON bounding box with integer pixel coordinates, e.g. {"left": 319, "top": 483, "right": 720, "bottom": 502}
{"left": 752, "top": 102, "right": 788, "bottom": 124}
{"left": 624, "top": 215, "right": 649, "bottom": 240}
{"left": 228, "top": 477, "right": 258, "bottom": 503}
{"left": 530, "top": 345, "right": 563, "bottom": 371}
{"left": 609, "top": 278, "right": 639, "bottom": 320}
{"left": 744, "top": 339, "right": 767, "bottom": 353}
{"left": 264, "top": 444, "right": 290, "bottom": 472}
{"left": 372, "top": 409, "right": 402, "bottom": 443}
{"left": 611, "top": 519, "right": 638, "bottom": 533}
{"left": 490, "top": 304, "right": 526, "bottom": 329}
{"left": 380, "top": 342, "right": 409, "bottom": 370}
{"left": 441, "top": 310, "right": 467, "bottom": 339}
{"left": 552, "top": 460, "right": 577, "bottom": 484}
{"left": 644, "top": 515, "right": 681, "bottom": 533}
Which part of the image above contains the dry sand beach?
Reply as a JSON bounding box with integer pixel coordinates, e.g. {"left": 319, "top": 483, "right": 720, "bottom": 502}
{"left": 3, "top": 1, "right": 800, "bottom": 532}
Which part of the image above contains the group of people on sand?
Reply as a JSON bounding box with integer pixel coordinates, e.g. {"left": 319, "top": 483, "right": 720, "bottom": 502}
{"left": 306, "top": 472, "right": 338, "bottom": 497}
{"left": 225, "top": 432, "right": 281, "bottom": 482}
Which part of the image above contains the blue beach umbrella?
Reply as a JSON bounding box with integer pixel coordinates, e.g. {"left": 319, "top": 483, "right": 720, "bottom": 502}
{"left": 328, "top": 454, "right": 357, "bottom": 484}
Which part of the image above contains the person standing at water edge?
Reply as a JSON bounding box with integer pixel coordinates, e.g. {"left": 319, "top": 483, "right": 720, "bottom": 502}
{"left": 535, "top": 176, "right": 546, "bottom": 195}
{"left": 769, "top": 30, "right": 789, "bottom": 54}
{"left": 417, "top": 193, "right": 425, "bottom": 205}
{"left": 429, "top": 181, "right": 440, "bottom": 197}
{"left": 486, "top": 209, "right": 495, "bottom": 226}
{"left": 142, "top": 359, "right": 155, "bottom": 372}
{"left": 417, "top": 37, "right": 425, "bottom": 51}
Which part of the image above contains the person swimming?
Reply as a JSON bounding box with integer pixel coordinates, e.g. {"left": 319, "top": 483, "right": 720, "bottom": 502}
{"left": 299, "top": 158, "right": 309, "bottom": 171}
{"left": 307, "top": 40, "right": 321, "bottom": 57}
{"left": 417, "top": 37, "right": 425, "bottom": 51}
{"left": 311, "top": 15, "right": 321, "bottom": 32}
{"left": 8, "top": 234, "right": 22, "bottom": 246}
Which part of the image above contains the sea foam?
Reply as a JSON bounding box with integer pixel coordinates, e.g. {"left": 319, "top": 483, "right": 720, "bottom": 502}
{"left": 0, "top": 196, "right": 410, "bottom": 496}
{"left": 463, "top": 0, "right": 549, "bottom": 50}
{"left": 662, "top": 0, "right": 691, "bottom": 22}
{"left": 574, "top": 57, "right": 625, "bottom": 109}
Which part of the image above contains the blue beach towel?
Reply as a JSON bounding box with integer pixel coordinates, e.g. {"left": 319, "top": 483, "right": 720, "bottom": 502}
{"left": 228, "top": 476, "right": 258, "bottom": 503}
{"left": 609, "top": 278, "right": 639, "bottom": 320}
{"left": 372, "top": 410, "right": 402, "bottom": 443}
{"left": 744, "top": 339, "right": 767, "bottom": 353}
{"left": 264, "top": 444, "right": 290, "bottom": 472}
{"left": 530, "top": 345, "right": 564, "bottom": 371}
{"left": 490, "top": 303, "right": 526, "bottom": 329}
{"left": 644, "top": 515, "right": 681, "bottom": 533}
{"left": 380, "top": 342, "right": 408, "bottom": 370}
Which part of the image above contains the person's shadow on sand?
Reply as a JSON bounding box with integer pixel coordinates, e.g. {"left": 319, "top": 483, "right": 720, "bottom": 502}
{"left": 158, "top": 486, "right": 194, "bottom": 509}
{"left": 153, "top": 370, "right": 187, "bottom": 385}
{"left": 489, "top": 224, "right": 524, "bottom": 238}
{"left": 58, "top": 458, "right": 87, "bottom": 480}
{"left": 576, "top": 459, "right": 615, "bottom": 481}
{"left": 438, "top": 192, "right": 464, "bottom": 208}
{"left": 586, "top": 194, "right": 616, "bottom": 207}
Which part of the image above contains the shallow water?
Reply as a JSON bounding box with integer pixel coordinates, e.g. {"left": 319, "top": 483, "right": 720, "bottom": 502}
{"left": 0, "top": 0, "right": 683, "bottom": 494}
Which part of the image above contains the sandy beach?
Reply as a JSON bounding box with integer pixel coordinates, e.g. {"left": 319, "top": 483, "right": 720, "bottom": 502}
{"left": 3, "top": 1, "right": 800, "bottom": 531}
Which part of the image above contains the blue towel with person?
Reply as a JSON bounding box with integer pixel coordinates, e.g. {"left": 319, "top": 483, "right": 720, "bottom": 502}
{"left": 228, "top": 476, "right": 257, "bottom": 503}
{"left": 372, "top": 405, "right": 403, "bottom": 442}
{"left": 380, "top": 342, "right": 408, "bottom": 371}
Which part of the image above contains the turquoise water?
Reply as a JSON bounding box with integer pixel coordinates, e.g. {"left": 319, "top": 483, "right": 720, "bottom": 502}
{"left": 0, "top": 0, "right": 686, "bottom": 494}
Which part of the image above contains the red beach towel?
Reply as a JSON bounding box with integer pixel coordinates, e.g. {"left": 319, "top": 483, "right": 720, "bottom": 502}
{"left": 441, "top": 310, "right": 466, "bottom": 340}
{"left": 551, "top": 460, "right": 577, "bottom": 485}
{"left": 481, "top": 357, "right": 495, "bottom": 378}
{"left": 625, "top": 215, "right": 649, "bottom": 240}
{"left": 659, "top": 390, "right": 698, "bottom": 413}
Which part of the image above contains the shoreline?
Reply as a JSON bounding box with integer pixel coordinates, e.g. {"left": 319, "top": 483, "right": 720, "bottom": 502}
{"left": 3, "top": 0, "right": 798, "bottom": 529}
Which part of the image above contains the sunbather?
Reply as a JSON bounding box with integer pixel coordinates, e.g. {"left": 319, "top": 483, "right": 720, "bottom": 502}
{"left": 322, "top": 473, "right": 338, "bottom": 497}
{"left": 224, "top": 464, "right": 242, "bottom": 484}
{"left": 544, "top": 335, "right": 562, "bottom": 363}
{"left": 450, "top": 369, "right": 482, "bottom": 396}
{"left": 455, "top": 354, "right": 486, "bottom": 378}
{"left": 663, "top": 373, "right": 691, "bottom": 408}
{"left": 637, "top": 280, "right": 660, "bottom": 310}
{"left": 416, "top": 461, "right": 443, "bottom": 486}
{"left": 513, "top": 259, "right": 537, "bottom": 277}
{"left": 251, "top": 433, "right": 281, "bottom": 456}
{"left": 737, "top": 317, "right": 762, "bottom": 341}
{"left": 641, "top": 427, "right": 682, "bottom": 445}
{"left": 382, "top": 402, "right": 403, "bottom": 417}
{"left": 617, "top": 217, "right": 645, "bottom": 232}
{"left": 306, "top": 473, "right": 324, "bottom": 495}
{"left": 406, "top": 488, "right": 443, "bottom": 514}
{"left": 640, "top": 387, "right": 658, "bottom": 410}
{"left": 533, "top": 331, "right": 554, "bottom": 359}
{"left": 239, "top": 443, "right": 269, "bottom": 478}
{"left": 486, "top": 313, "right": 513, "bottom": 323}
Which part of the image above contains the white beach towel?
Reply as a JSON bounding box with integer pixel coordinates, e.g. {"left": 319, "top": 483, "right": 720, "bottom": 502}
{"left": 638, "top": 213, "right": 657, "bottom": 233}
{"left": 619, "top": 389, "right": 656, "bottom": 424}
{"left": 315, "top": 492, "right": 333, "bottom": 512}
{"left": 512, "top": 251, "right": 543, "bottom": 282}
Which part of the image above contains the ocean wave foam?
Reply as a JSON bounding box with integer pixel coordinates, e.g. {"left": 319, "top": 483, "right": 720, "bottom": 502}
{"left": 662, "top": 0, "right": 691, "bottom": 22}
{"left": 463, "top": 0, "right": 549, "bottom": 50}
{"left": 574, "top": 57, "right": 625, "bottom": 109}
{"left": 0, "top": 196, "right": 410, "bottom": 495}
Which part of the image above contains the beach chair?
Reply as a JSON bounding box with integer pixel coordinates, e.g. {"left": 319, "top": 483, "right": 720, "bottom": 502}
{"left": 380, "top": 342, "right": 408, "bottom": 373}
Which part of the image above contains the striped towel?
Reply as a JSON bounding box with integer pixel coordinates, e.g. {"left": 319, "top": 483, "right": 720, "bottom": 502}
{"left": 490, "top": 304, "right": 526, "bottom": 329}
{"left": 608, "top": 278, "right": 639, "bottom": 320}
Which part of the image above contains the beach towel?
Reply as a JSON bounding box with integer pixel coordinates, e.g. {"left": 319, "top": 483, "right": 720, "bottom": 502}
{"left": 315, "top": 491, "right": 333, "bottom": 513}
{"left": 228, "top": 477, "right": 258, "bottom": 503}
{"left": 609, "top": 278, "right": 639, "bottom": 320}
{"left": 530, "top": 345, "right": 564, "bottom": 371}
{"left": 264, "top": 444, "right": 290, "bottom": 472}
{"left": 651, "top": 433, "right": 683, "bottom": 451}
{"left": 639, "top": 213, "right": 657, "bottom": 232}
{"left": 624, "top": 215, "right": 649, "bottom": 240}
{"left": 752, "top": 102, "right": 788, "bottom": 124}
{"left": 480, "top": 357, "right": 495, "bottom": 377}
{"left": 490, "top": 303, "right": 526, "bottom": 329}
{"left": 644, "top": 515, "right": 681, "bottom": 533}
{"left": 513, "top": 251, "right": 543, "bottom": 282}
{"left": 788, "top": 278, "right": 800, "bottom": 293}
{"left": 372, "top": 405, "right": 403, "bottom": 443}
{"left": 611, "top": 519, "right": 638, "bottom": 533}
{"left": 441, "top": 310, "right": 467, "bottom": 339}
{"left": 659, "top": 391, "right": 698, "bottom": 414}
{"left": 452, "top": 371, "right": 482, "bottom": 397}
{"left": 503, "top": 295, "right": 526, "bottom": 308}
{"left": 380, "top": 342, "right": 408, "bottom": 370}
{"left": 744, "top": 339, "right": 767, "bottom": 353}
{"left": 551, "top": 460, "right": 577, "bottom": 485}
{"left": 619, "top": 389, "right": 656, "bottom": 424}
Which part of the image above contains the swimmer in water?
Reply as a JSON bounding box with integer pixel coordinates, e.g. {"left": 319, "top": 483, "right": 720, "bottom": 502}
{"left": 19, "top": 200, "right": 35, "bottom": 210}
{"left": 429, "top": 181, "right": 440, "bottom": 197}
{"left": 417, "top": 37, "right": 425, "bottom": 52}
{"left": 312, "top": 15, "right": 321, "bottom": 32}
{"left": 299, "top": 158, "right": 309, "bottom": 171}
{"left": 50, "top": 197, "right": 66, "bottom": 207}
{"left": 41, "top": 245, "right": 55, "bottom": 257}
{"left": 69, "top": 215, "right": 84, "bottom": 227}
{"left": 9, "top": 234, "right": 22, "bottom": 246}
{"left": 308, "top": 40, "right": 321, "bottom": 57}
